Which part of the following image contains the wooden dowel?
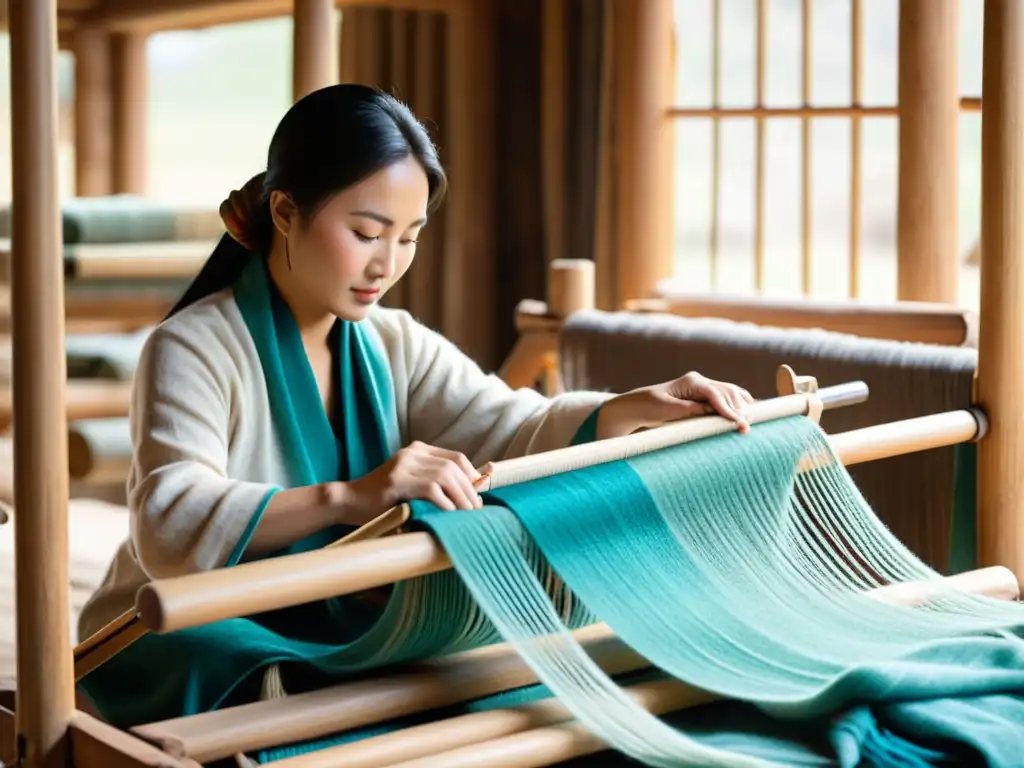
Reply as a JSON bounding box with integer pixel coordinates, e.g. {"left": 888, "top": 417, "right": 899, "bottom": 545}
{"left": 0, "top": 435, "right": 13, "bottom": 504}
{"left": 68, "top": 417, "right": 132, "bottom": 483}
{"left": 477, "top": 387, "right": 858, "bottom": 491}
{"left": 73, "top": 612, "right": 148, "bottom": 681}
{"left": 0, "top": 380, "right": 131, "bottom": 432}
{"left": 264, "top": 679, "right": 713, "bottom": 768}
{"left": 628, "top": 292, "right": 977, "bottom": 346}
{"left": 8, "top": 0, "right": 76, "bottom": 765}
{"left": 709, "top": 0, "right": 721, "bottom": 287}
{"left": 72, "top": 24, "right": 113, "bottom": 198}
{"left": 753, "top": 0, "right": 767, "bottom": 292}
{"left": 896, "top": 0, "right": 960, "bottom": 305}
{"left": 849, "top": 0, "right": 863, "bottom": 298}
{"left": 264, "top": 567, "right": 1019, "bottom": 768}
{"left": 497, "top": 333, "right": 559, "bottom": 392}
{"left": 68, "top": 711, "right": 192, "bottom": 767}
{"left": 976, "top": 0, "right": 1024, "bottom": 578}
{"left": 668, "top": 98, "right": 982, "bottom": 119}
{"left": 0, "top": 285, "right": 177, "bottom": 332}
{"left": 132, "top": 624, "right": 644, "bottom": 763}
{"left": 545, "top": 259, "right": 594, "bottom": 318}
{"left": 0, "top": 238, "right": 214, "bottom": 281}
{"left": 111, "top": 32, "right": 148, "bottom": 195}
{"left": 137, "top": 406, "right": 992, "bottom": 636}
{"left": 829, "top": 408, "right": 985, "bottom": 468}
{"left": 137, "top": 567, "right": 1018, "bottom": 765}
{"left": 800, "top": 0, "right": 813, "bottom": 296}
{"left": 292, "top": 0, "right": 335, "bottom": 102}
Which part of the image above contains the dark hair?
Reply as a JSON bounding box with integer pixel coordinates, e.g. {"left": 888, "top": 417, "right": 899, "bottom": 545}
{"left": 165, "top": 84, "right": 447, "bottom": 319}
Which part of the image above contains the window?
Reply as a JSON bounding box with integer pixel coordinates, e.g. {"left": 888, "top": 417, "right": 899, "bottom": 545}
{"left": 146, "top": 17, "right": 292, "bottom": 206}
{"left": 669, "top": 0, "right": 984, "bottom": 309}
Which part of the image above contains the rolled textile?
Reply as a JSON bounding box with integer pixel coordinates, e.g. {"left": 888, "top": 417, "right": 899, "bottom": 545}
{"left": 0, "top": 329, "right": 149, "bottom": 384}
{"left": 0, "top": 195, "right": 224, "bottom": 244}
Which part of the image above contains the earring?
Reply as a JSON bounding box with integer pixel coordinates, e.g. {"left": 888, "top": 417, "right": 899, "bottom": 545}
{"left": 285, "top": 237, "right": 293, "bottom": 271}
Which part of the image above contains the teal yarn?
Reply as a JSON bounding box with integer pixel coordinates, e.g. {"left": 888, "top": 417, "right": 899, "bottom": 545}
{"left": 79, "top": 253, "right": 1024, "bottom": 765}
{"left": 418, "top": 416, "right": 1024, "bottom": 766}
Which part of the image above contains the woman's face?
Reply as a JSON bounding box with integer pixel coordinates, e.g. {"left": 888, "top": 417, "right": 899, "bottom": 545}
{"left": 274, "top": 155, "right": 430, "bottom": 322}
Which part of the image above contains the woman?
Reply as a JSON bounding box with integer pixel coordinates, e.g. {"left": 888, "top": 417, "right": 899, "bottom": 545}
{"left": 77, "top": 84, "right": 753, "bottom": 731}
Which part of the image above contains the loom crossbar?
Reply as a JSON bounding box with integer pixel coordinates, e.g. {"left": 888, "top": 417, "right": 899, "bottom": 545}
{"left": 135, "top": 381, "right": 872, "bottom": 635}
{"left": 131, "top": 567, "right": 1019, "bottom": 765}
{"left": 135, "top": 403, "right": 986, "bottom": 636}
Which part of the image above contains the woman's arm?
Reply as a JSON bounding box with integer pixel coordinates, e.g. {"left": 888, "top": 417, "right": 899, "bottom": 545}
{"left": 373, "top": 310, "right": 754, "bottom": 469}
{"left": 127, "top": 323, "right": 353, "bottom": 578}
{"left": 375, "top": 310, "right": 613, "bottom": 467}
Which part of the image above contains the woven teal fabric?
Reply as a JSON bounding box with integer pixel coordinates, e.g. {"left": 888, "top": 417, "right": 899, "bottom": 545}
{"left": 80, "top": 258, "right": 1024, "bottom": 766}
{"left": 423, "top": 416, "right": 1024, "bottom": 766}
{"left": 80, "top": 256, "right": 599, "bottom": 758}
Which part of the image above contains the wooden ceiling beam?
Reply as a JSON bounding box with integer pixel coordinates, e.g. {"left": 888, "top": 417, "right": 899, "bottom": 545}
{"left": 84, "top": 0, "right": 292, "bottom": 32}
{"left": 83, "top": 0, "right": 473, "bottom": 33}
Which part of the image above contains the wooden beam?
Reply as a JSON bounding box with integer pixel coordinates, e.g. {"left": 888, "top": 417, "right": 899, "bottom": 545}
{"left": 89, "top": 0, "right": 469, "bottom": 33}
{"left": 111, "top": 31, "right": 148, "bottom": 194}
{"left": 611, "top": 0, "right": 675, "bottom": 307}
{"left": 8, "top": 1, "right": 77, "bottom": 767}
{"left": 293, "top": 0, "right": 335, "bottom": 101}
{"left": 72, "top": 23, "right": 114, "bottom": 196}
{"left": 976, "top": 0, "right": 1024, "bottom": 580}
{"left": 444, "top": 1, "right": 497, "bottom": 367}
{"left": 896, "top": 0, "right": 960, "bottom": 303}
{"left": 69, "top": 711, "right": 190, "bottom": 767}
{"left": 541, "top": 0, "right": 566, "bottom": 264}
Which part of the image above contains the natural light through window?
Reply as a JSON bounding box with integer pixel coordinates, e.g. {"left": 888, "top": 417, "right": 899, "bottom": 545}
{"left": 145, "top": 18, "right": 292, "bottom": 206}
{"left": 669, "top": 0, "right": 984, "bottom": 310}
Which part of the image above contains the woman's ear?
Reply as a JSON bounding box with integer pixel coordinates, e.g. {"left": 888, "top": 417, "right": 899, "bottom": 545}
{"left": 268, "top": 190, "right": 299, "bottom": 238}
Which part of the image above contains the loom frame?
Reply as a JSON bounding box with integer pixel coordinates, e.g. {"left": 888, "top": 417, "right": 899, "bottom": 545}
{"left": 4, "top": 1, "right": 1024, "bottom": 767}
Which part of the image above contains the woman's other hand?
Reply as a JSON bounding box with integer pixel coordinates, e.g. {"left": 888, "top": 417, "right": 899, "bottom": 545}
{"left": 597, "top": 371, "right": 754, "bottom": 439}
{"left": 339, "top": 441, "right": 484, "bottom": 523}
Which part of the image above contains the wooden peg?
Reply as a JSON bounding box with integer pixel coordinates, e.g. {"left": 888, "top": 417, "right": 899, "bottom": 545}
{"left": 776, "top": 364, "right": 819, "bottom": 396}
{"left": 776, "top": 364, "right": 823, "bottom": 424}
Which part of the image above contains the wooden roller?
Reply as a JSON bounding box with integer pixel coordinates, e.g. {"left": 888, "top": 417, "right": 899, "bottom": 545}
{"left": 0, "top": 238, "right": 213, "bottom": 282}
{"left": 133, "top": 382, "right": 989, "bottom": 637}
{"left": 0, "top": 380, "right": 131, "bottom": 433}
{"left": 0, "top": 286, "right": 176, "bottom": 335}
{"left": 628, "top": 291, "right": 979, "bottom": 347}
{"left": 0, "top": 330, "right": 148, "bottom": 385}
{"left": 68, "top": 418, "right": 132, "bottom": 483}
{"left": 126, "top": 568, "right": 1020, "bottom": 766}
{"left": 135, "top": 375, "right": 872, "bottom": 633}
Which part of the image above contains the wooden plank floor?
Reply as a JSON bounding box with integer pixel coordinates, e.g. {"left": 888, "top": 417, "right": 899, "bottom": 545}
{"left": 0, "top": 498, "right": 129, "bottom": 685}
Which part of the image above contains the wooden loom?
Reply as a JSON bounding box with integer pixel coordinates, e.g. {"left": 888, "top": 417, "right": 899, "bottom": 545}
{"left": 5, "top": 2, "right": 1024, "bottom": 768}
{"left": 22, "top": 360, "right": 1016, "bottom": 768}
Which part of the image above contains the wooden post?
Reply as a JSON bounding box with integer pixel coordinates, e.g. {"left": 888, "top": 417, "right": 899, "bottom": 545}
{"left": 73, "top": 24, "right": 113, "bottom": 197}
{"left": 896, "top": 0, "right": 960, "bottom": 304}
{"left": 293, "top": 0, "right": 336, "bottom": 102}
{"left": 612, "top": 0, "right": 675, "bottom": 307}
{"left": 541, "top": 0, "right": 567, "bottom": 265}
{"left": 9, "top": 1, "right": 76, "bottom": 766}
{"left": 976, "top": 0, "right": 1024, "bottom": 577}
{"left": 111, "top": 32, "right": 148, "bottom": 195}
{"left": 445, "top": 1, "right": 497, "bottom": 367}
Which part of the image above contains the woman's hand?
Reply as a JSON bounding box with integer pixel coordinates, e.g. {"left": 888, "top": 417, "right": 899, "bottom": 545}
{"left": 597, "top": 371, "right": 755, "bottom": 440}
{"left": 339, "top": 441, "right": 484, "bottom": 523}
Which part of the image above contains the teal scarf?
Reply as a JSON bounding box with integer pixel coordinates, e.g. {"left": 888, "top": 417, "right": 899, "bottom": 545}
{"left": 79, "top": 256, "right": 411, "bottom": 726}
{"left": 80, "top": 256, "right": 598, "bottom": 747}
{"left": 228, "top": 252, "right": 401, "bottom": 558}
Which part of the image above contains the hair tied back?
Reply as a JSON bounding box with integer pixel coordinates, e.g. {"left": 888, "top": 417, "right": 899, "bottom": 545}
{"left": 219, "top": 172, "right": 267, "bottom": 251}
